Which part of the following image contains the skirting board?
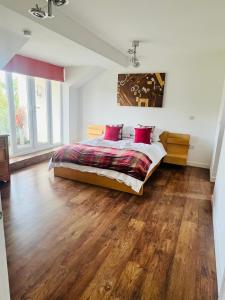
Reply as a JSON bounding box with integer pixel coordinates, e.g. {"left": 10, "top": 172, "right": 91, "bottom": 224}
{"left": 187, "top": 160, "right": 210, "bottom": 169}
{"left": 210, "top": 176, "right": 216, "bottom": 183}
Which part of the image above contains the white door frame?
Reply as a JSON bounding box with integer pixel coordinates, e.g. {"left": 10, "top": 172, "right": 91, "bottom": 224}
{"left": 219, "top": 272, "right": 225, "bottom": 300}
{"left": 210, "top": 79, "right": 225, "bottom": 181}
{"left": 0, "top": 194, "right": 10, "bottom": 300}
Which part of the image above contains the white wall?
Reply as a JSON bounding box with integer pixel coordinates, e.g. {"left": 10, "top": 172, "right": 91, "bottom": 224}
{"left": 62, "top": 83, "right": 70, "bottom": 144}
{"left": 211, "top": 79, "right": 225, "bottom": 181}
{"left": 213, "top": 128, "right": 225, "bottom": 296}
{"left": 62, "top": 83, "right": 81, "bottom": 144}
{"left": 69, "top": 87, "right": 81, "bottom": 143}
{"left": 79, "top": 52, "right": 225, "bottom": 168}
{"left": 220, "top": 272, "right": 225, "bottom": 300}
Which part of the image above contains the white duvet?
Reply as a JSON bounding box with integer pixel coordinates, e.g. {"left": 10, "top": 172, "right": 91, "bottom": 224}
{"left": 49, "top": 138, "right": 167, "bottom": 193}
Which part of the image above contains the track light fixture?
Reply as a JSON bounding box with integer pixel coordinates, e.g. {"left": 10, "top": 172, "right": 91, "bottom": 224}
{"left": 52, "top": 0, "right": 69, "bottom": 6}
{"left": 29, "top": 0, "right": 69, "bottom": 19}
{"left": 29, "top": 4, "right": 47, "bottom": 19}
{"left": 128, "top": 41, "right": 140, "bottom": 68}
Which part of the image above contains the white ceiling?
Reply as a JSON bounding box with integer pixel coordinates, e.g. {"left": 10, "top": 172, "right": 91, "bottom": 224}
{"left": 61, "top": 0, "right": 225, "bottom": 54}
{"left": 1, "top": 0, "right": 225, "bottom": 68}
{"left": 0, "top": 3, "right": 126, "bottom": 67}
{"left": 0, "top": 27, "right": 28, "bottom": 69}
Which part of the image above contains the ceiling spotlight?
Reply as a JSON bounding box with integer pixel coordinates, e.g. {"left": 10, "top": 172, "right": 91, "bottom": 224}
{"left": 131, "top": 56, "right": 140, "bottom": 68}
{"left": 29, "top": 0, "right": 69, "bottom": 19}
{"left": 47, "top": 0, "right": 54, "bottom": 18}
{"left": 128, "top": 40, "right": 140, "bottom": 68}
{"left": 52, "top": 0, "right": 69, "bottom": 6}
{"left": 29, "top": 4, "right": 47, "bottom": 19}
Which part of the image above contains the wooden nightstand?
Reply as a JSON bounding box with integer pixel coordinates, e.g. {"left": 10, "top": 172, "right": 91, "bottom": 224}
{"left": 163, "top": 132, "right": 190, "bottom": 166}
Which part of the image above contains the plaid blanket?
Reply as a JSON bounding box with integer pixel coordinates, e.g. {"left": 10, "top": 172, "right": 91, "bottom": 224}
{"left": 51, "top": 144, "right": 152, "bottom": 181}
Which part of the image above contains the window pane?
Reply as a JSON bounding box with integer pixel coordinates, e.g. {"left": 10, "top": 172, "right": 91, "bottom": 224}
{"left": 51, "top": 81, "right": 61, "bottom": 144}
{"left": 35, "top": 78, "right": 48, "bottom": 144}
{"left": 0, "top": 71, "right": 10, "bottom": 135}
{"left": 12, "top": 73, "right": 30, "bottom": 147}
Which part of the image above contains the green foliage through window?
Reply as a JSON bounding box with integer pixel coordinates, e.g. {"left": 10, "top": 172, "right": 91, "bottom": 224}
{"left": 0, "top": 73, "right": 10, "bottom": 135}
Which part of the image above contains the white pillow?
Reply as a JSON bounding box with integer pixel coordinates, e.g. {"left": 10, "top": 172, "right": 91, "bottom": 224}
{"left": 153, "top": 128, "right": 164, "bottom": 142}
{"left": 122, "top": 126, "right": 134, "bottom": 139}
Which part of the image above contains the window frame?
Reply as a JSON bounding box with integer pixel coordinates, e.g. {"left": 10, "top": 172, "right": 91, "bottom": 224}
{"left": 32, "top": 77, "right": 51, "bottom": 150}
{"left": 2, "top": 71, "right": 63, "bottom": 157}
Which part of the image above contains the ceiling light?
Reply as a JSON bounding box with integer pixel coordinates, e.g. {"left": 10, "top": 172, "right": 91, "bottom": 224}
{"left": 29, "top": 4, "right": 47, "bottom": 19}
{"left": 29, "top": 0, "right": 69, "bottom": 19}
{"left": 47, "top": 0, "right": 54, "bottom": 18}
{"left": 128, "top": 41, "right": 140, "bottom": 68}
{"left": 131, "top": 56, "right": 140, "bottom": 68}
{"left": 52, "top": 0, "right": 69, "bottom": 6}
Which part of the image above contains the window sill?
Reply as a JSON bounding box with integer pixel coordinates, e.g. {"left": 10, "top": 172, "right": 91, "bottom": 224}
{"left": 10, "top": 146, "right": 62, "bottom": 172}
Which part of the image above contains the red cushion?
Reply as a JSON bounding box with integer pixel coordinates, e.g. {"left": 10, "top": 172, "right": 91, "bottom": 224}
{"left": 138, "top": 124, "right": 155, "bottom": 143}
{"left": 104, "top": 125, "right": 121, "bottom": 141}
{"left": 109, "top": 124, "right": 123, "bottom": 140}
{"left": 134, "top": 127, "right": 152, "bottom": 144}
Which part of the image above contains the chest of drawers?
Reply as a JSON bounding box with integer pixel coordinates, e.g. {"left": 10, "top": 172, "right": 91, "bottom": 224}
{"left": 0, "top": 135, "right": 10, "bottom": 182}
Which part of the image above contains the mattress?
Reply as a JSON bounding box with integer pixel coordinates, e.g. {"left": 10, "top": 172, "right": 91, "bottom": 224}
{"left": 49, "top": 138, "right": 167, "bottom": 193}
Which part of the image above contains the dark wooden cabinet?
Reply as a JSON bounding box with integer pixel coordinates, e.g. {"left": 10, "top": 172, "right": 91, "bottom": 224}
{"left": 0, "top": 135, "right": 10, "bottom": 182}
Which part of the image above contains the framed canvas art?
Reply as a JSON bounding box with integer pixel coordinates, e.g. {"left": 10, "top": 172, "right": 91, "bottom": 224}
{"left": 117, "top": 73, "right": 166, "bottom": 107}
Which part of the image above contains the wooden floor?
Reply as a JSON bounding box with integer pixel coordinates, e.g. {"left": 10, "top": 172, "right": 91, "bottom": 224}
{"left": 0, "top": 162, "right": 217, "bottom": 300}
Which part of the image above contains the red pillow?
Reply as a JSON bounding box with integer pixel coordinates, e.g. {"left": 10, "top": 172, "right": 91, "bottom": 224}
{"left": 134, "top": 127, "right": 152, "bottom": 144}
{"left": 104, "top": 125, "right": 121, "bottom": 141}
{"left": 138, "top": 124, "right": 155, "bottom": 143}
{"left": 109, "top": 124, "right": 123, "bottom": 140}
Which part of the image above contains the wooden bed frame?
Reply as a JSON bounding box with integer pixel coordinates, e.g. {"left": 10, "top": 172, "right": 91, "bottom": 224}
{"left": 54, "top": 125, "right": 168, "bottom": 196}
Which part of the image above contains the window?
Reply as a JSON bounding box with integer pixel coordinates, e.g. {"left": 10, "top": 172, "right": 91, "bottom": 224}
{"left": 0, "top": 71, "right": 10, "bottom": 135}
{"left": 34, "top": 77, "right": 49, "bottom": 145}
{"left": 12, "top": 73, "right": 31, "bottom": 147}
{"left": 0, "top": 71, "right": 63, "bottom": 156}
{"left": 51, "top": 81, "right": 62, "bottom": 144}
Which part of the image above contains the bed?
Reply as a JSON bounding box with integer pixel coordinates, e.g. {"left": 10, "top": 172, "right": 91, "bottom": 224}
{"left": 49, "top": 125, "right": 168, "bottom": 196}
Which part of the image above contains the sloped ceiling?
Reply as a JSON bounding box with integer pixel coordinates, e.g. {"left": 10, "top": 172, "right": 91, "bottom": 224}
{"left": 0, "top": 2, "right": 128, "bottom": 68}
{"left": 0, "top": 27, "right": 28, "bottom": 69}
{"left": 66, "top": 66, "right": 105, "bottom": 87}
{"left": 1, "top": 0, "right": 225, "bottom": 88}
{"left": 60, "top": 0, "right": 225, "bottom": 55}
